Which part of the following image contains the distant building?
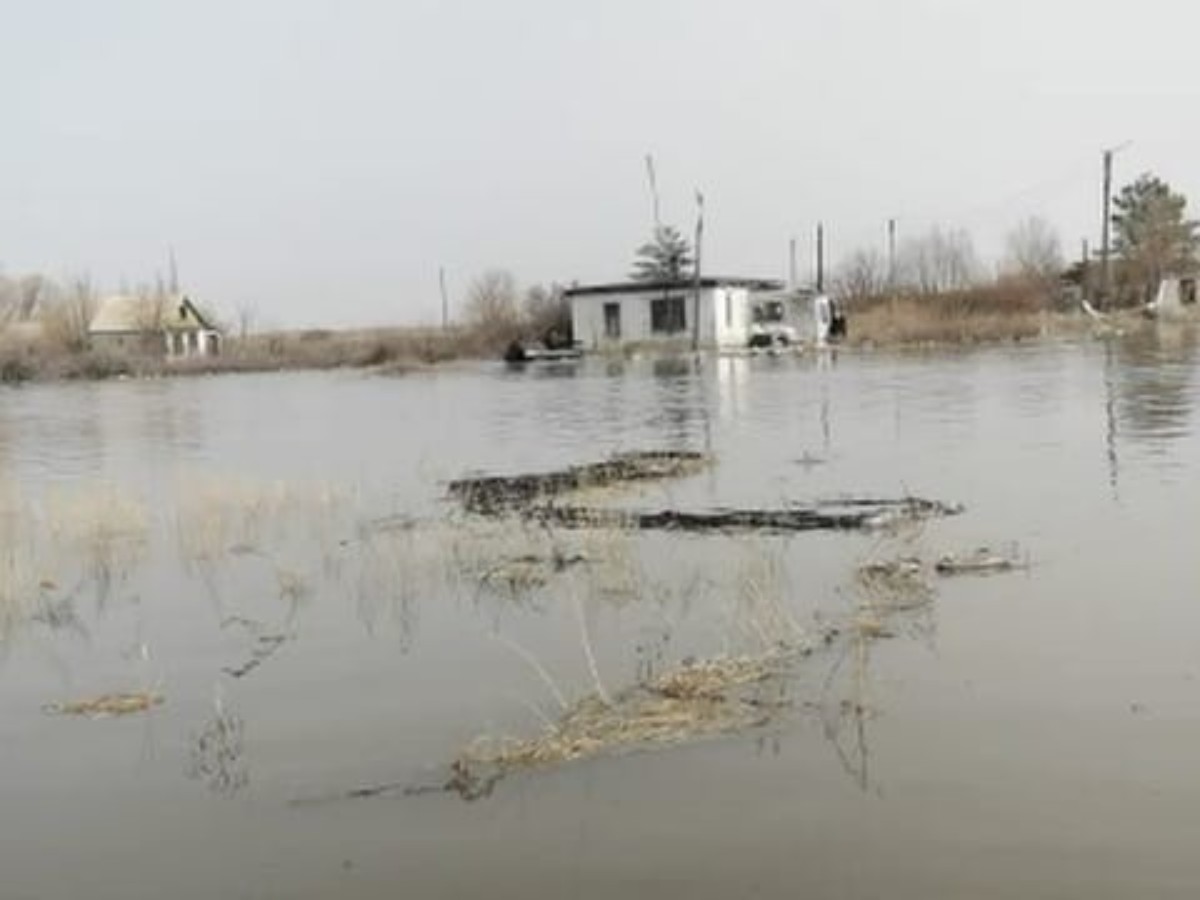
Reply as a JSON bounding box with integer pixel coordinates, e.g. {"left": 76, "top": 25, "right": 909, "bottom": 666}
{"left": 88, "top": 294, "right": 221, "bottom": 358}
{"left": 566, "top": 277, "right": 784, "bottom": 351}
{"left": 1149, "top": 275, "right": 1200, "bottom": 319}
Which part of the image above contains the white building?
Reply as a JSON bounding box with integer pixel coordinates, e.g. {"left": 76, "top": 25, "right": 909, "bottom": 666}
{"left": 89, "top": 294, "right": 222, "bottom": 359}
{"left": 567, "top": 277, "right": 784, "bottom": 351}
{"left": 1149, "top": 275, "right": 1199, "bottom": 320}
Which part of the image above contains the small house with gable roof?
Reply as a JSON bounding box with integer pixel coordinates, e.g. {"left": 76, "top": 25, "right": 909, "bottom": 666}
{"left": 88, "top": 294, "right": 221, "bottom": 358}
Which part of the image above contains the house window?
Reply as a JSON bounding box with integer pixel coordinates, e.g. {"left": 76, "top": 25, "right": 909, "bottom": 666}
{"left": 650, "top": 295, "right": 687, "bottom": 334}
{"left": 753, "top": 301, "right": 785, "bottom": 324}
{"left": 1182, "top": 279, "right": 1197, "bottom": 305}
{"left": 603, "top": 302, "right": 621, "bottom": 338}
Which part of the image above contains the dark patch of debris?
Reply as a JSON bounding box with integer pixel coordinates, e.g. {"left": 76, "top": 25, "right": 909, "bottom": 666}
{"left": 447, "top": 450, "right": 709, "bottom": 514}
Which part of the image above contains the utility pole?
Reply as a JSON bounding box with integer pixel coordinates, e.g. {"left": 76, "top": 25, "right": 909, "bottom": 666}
{"left": 1100, "top": 149, "right": 1114, "bottom": 309}
{"left": 887, "top": 218, "right": 897, "bottom": 289}
{"left": 439, "top": 266, "right": 449, "bottom": 329}
{"left": 1099, "top": 142, "right": 1131, "bottom": 309}
{"left": 691, "top": 190, "right": 704, "bottom": 352}
{"left": 1081, "top": 239, "right": 1090, "bottom": 299}
{"left": 789, "top": 237, "right": 797, "bottom": 289}
{"left": 816, "top": 222, "right": 825, "bottom": 293}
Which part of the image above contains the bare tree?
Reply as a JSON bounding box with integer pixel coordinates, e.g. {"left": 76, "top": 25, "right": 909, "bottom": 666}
{"left": 520, "top": 282, "right": 572, "bottom": 347}
{"left": 42, "top": 275, "right": 97, "bottom": 351}
{"left": 234, "top": 301, "right": 257, "bottom": 340}
{"left": 465, "top": 269, "right": 521, "bottom": 338}
{"left": 1003, "top": 216, "right": 1063, "bottom": 287}
{"left": 832, "top": 248, "right": 889, "bottom": 306}
{"left": 0, "top": 276, "right": 17, "bottom": 326}
{"left": 464, "top": 269, "right": 526, "bottom": 350}
{"left": 15, "top": 275, "right": 46, "bottom": 320}
{"left": 898, "top": 227, "right": 980, "bottom": 294}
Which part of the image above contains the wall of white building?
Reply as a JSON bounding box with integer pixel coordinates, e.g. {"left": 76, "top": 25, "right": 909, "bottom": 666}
{"left": 570, "top": 286, "right": 753, "bottom": 350}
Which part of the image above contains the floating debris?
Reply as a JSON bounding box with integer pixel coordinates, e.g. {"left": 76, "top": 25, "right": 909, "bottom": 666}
{"left": 296, "top": 758, "right": 504, "bottom": 806}
{"left": 855, "top": 556, "right": 935, "bottom": 609}
{"left": 527, "top": 497, "right": 962, "bottom": 535}
{"left": 447, "top": 450, "right": 710, "bottom": 514}
{"left": 793, "top": 452, "right": 828, "bottom": 468}
{"left": 44, "top": 691, "right": 163, "bottom": 718}
{"left": 220, "top": 616, "right": 292, "bottom": 679}
{"left": 450, "top": 453, "right": 962, "bottom": 536}
{"left": 935, "top": 547, "right": 1024, "bottom": 576}
{"left": 223, "top": 633, "right": 289, "bottom": 679}
{"left": 478, "top": 550, "right": 589, "bottom": 594}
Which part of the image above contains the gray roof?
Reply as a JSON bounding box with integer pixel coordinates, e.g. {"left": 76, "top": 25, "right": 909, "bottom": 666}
{"left": 564, "top": 277, "right": 784, "bottom": 297}
{"left": 89, "top": 294, "right": 217, "bottom": 334}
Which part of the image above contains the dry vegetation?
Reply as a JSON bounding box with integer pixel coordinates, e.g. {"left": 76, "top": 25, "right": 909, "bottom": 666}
{"left": 458, "top": 652, "right": 791, "bottom": 771}
{"left": 43, "top": 691, "right": 163, "bottom": 718}
{"left": 0, "top": 267, "right": 573, "bottom": 383}
{"left": 843, "top": 282, "right": 1080, "bottom": 347}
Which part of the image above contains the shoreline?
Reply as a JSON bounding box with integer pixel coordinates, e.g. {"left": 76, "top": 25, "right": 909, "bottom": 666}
{"left": 0, "top": 309, "right": 1183, "bottom": 386}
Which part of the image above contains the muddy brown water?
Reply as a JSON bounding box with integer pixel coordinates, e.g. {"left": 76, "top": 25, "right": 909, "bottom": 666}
{"left": 3, "top": 330, "right": 1200, "bottom": 899}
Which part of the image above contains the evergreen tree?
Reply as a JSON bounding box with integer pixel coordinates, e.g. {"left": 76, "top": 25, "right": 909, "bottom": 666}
{"left": 1112, "top": 173, "right": 1199, "bottom": 303}
{"left": 630, "top": 225, "right": 694, "bottom": 282}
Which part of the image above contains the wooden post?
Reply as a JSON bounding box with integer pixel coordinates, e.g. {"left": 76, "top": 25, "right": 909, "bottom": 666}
{"left": 816, "top": 222, "right": 825, "bottom": 293}
{"left": 692, "top": 191, "right": 705, "bottom": 352}
{"left": 439, "top": 266, "right": 449, "bottom": 329}
{"left": 1100, "top": 149, "right": 1113, "bottom": 309}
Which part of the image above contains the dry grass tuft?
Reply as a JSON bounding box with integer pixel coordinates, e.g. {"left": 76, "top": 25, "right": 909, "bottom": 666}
{"left": 43, "top": 690, "right": 163, "bottom": 718}
{"left": 459, "top": 652, "right": 788, "bottom": 770}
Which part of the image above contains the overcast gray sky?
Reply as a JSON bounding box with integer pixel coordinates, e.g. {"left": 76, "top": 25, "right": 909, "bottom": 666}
{"left": 4, "top": 0, "right": 1200, "bottom": 327}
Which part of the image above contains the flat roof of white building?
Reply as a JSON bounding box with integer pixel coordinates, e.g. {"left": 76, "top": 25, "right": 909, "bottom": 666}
{"left": 564, "top": 277, "right": 784, "bottom": 297}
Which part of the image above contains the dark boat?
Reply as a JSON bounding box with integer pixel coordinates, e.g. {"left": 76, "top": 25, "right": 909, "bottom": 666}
{"left": 503, "top": 341, "right": 583, "bottom": 363}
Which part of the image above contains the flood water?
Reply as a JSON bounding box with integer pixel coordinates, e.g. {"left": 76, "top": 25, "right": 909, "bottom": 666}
{"left": 3, "top": 328, "right": 1200, "bottom": 899}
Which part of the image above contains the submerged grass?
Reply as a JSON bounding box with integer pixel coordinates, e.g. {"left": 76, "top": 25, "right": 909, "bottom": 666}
{"left": 0, "top": 480, "right": 39, "bottom": 641}
{"left": 458, "top": 651, "right": 791, "bottom": 770}
{"left": 45, "top": 484, "right": 148, "bottom": 594}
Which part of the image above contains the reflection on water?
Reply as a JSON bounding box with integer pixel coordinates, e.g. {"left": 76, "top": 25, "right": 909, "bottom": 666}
{"left": 3, "top": 336, "right": 1200, "bottom": 899}
{"left": 187, "top": 693, "right": 249, "bottom": 796}
{"left": 1114, "top": 324, "right": 1199, "bottom": 441}
{"left": 1100, "top": 323, "right": 1199, "bottom": 491}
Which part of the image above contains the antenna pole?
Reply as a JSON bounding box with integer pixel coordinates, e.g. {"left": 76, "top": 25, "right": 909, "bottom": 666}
{"left": 645, "top": 154, "right": 661, "bottom": 231}
{"left": 692, "top": 190, "right": 704, "bottom": 352}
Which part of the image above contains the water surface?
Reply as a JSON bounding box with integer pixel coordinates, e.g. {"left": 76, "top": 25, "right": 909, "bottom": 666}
{"left": 2, "top": 329, "right": 1199, "bottom": 899}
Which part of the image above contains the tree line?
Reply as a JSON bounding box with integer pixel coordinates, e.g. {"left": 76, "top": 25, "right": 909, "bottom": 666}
{"left": 835, "top": 172, "right": 1199, "bottom": 309}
